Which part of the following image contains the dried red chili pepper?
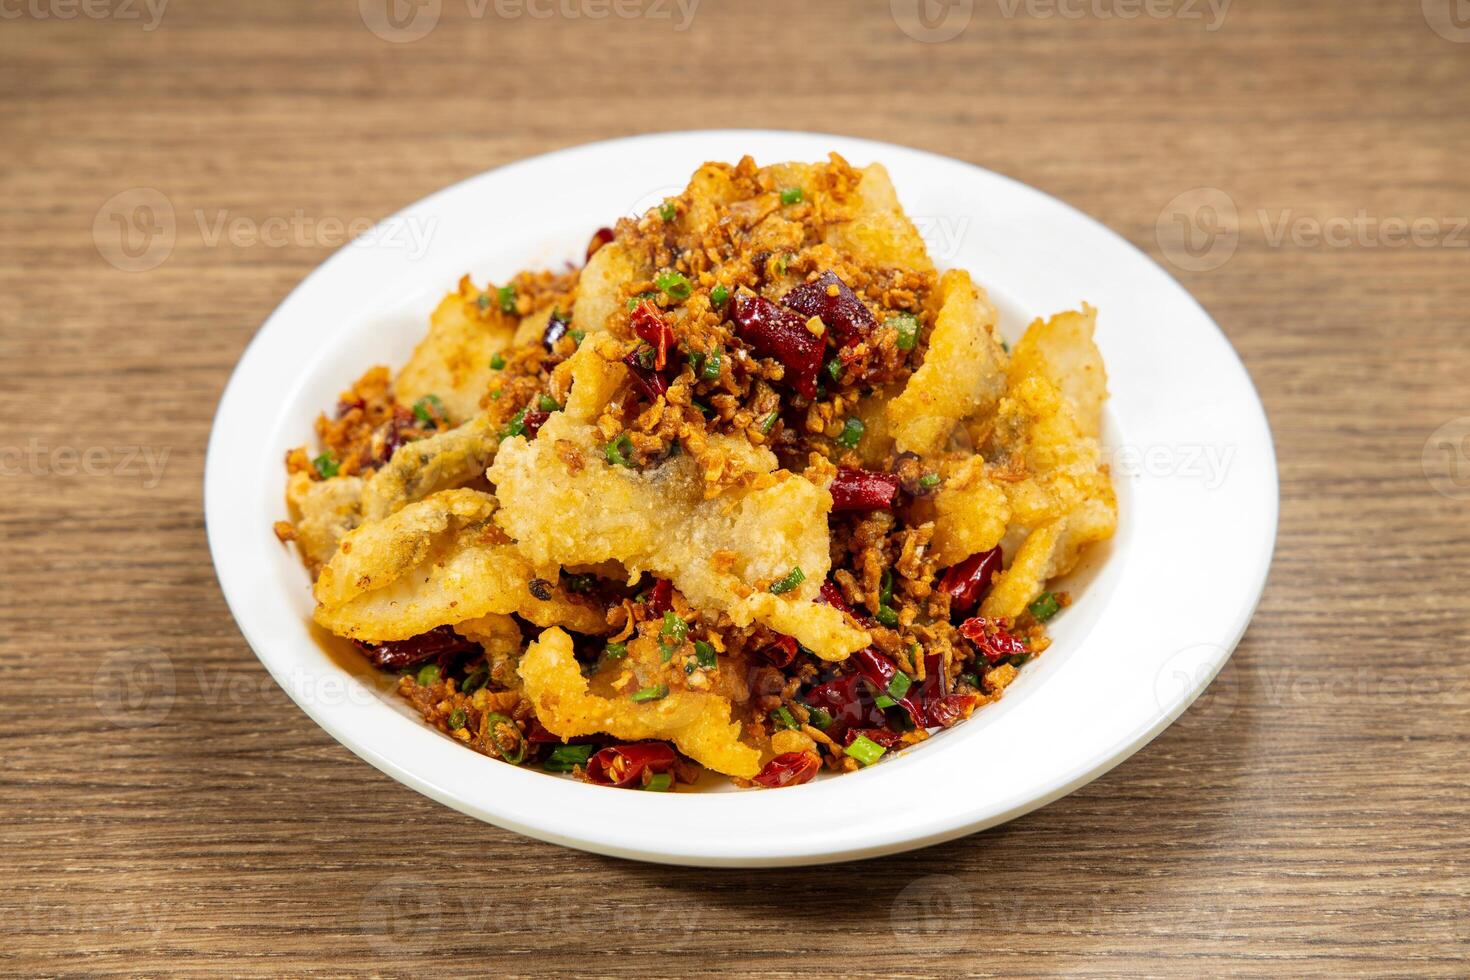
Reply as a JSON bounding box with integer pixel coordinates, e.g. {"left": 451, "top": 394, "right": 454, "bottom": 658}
{"left": 804, "top": 673, "right": 885, "bottom": 739}
{"left": 753, "top": 751, "right": 822, "bottom": 788}
{"left": 525, "top": 720, "right": 565, "bottom": 744}
{"left": 647, "top": 578, "right": 674, "bottom": 615}
{"left": 958, "top": 616, "right": 1029, "bottom": 664}
{"left": 730, "top": 289, "right": 824, "bottom": 399}
{"left": 925, "top": 694, "right": 979, "bottom": 729}
{"left": 586, "top": 742, "right": 677, "bottom": 788}
{"left": 853, "top": 647, "right": 923, "bottom": 725}
{"left": 353, "top": 625, "right": 476, "bottom": 671}
{"left": 938, "top": 546, "right": 1004, "bottom": 615}
{"left": 522, "top": 410, "right": 551, "bottom": 439}
{"left": 585, "top": 226, "right": 615, "bottom": 261}
{"left": 630, "top": 300, "right": 672, "bottom": 371}
{"left": 621, "top": 350, "right": 669, "bottom": 401}
{"left": 760, "top": 635, "right": 799, "bottom": 668}
{"left": 829, "top": 467, "right": 901, "bottom": 512}
{"left": 818, "top": 580, "right": 854, "bottom": 615}
{"left": 781, "top": 270, "right": 878, "bottom": 348}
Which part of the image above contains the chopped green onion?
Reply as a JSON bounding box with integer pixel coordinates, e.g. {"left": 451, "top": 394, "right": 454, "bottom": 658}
{"left": 875, "top": 693, "right": 897, "bottom": 709}
{"left": 880, "top": 569, "right": 894, "bottom": 606}
{"left": 780, "top": 186, "right": 804, "bottom": 205}
{"left": 490, "top": 353, "right": 506, "bottom": 370}
{"left": 659, "top": 611, "right": 689, "bottom": 661}
{"left": 889, "top": 312, "right": 921, "bottom": 351}
{"left": 626, "top": 290, "right": 658, "bottom": 310}
{"left": 563, "top": 573, "right": 597, "bottom": 593}
{"left": 825, "top": 356, "right": 844, "bottom": 382}
{"left": 875, "top": 605, "right": 899, "bottom": 627}
{"left": 415, "top": 664, "right": 440, "bottom": 686}
{"left": 490, "top": 390, "right": 503, "bottom": 400}
{"left": 710, "top": 284, "right": 729, "bottom": 307}
{"left": 503, "top": 407, "right": 530, "bottom": 439}
{"left": 542, "top": 743, "right": 594, "bottom": 772}
{"left": 769, "top": 567, "right": 806, "bottom": 595}
{"left": 655, "top": 269, "right": 692, "bottom": 302}
{"left": 958, "top": 672, "right": 980, "bottom": 689}
{"left": 659, "top": 200, "right": 677, "bottom": 222}
{"left": 447, "top": 708, "right": 467, "bottom": 730}
{"left": 604, "top": 641, "right": 628, "bottom": 659}
{"left": 691, "top": 400, "right": 712, "bottom": 417}
{"left": 604, "top": 432, "right": 634, "bottom": 467}
{"left": 636, "top": 346, "right": 656, "bottom": 369}
{"left": 477, "top": 294, "right": 491, "bottom": 312}
{"left": 694, "top": 640, "right": 716, "bottom": 669}
{"left": 919, "top": 473, "right": 941, "bottom": 489}
{"left": 412, "top": 394, "right": 446, "bottom": 426}
{"left": 311, "top": 452, "right": 339, "bottom": 479}
{"left": 687, "top": 351, "right": 705, "bottom": 375}
{"left": 886, "top": 672, "right": 912, "bottom": 700}
{"left": 569, "top": 329, "right": 585, "bottom": 345}
{"left": 537, "top": 394, "right": 560, "bottom": 412}
{"left": 775, "top": 253, "right": 789, "bottom": 277}
{"left": 497, "top": 285, "right": 516, "bottom": 314}
{"left": 807, "top": 706, "right": 833, "bottom": 730}
{"left": 845, "top": 734, "right": 886, "bottom": 767}
{"left": 772, "top": 706, "right": 799, "bottom": 730}
{"left": 836, "top": 417, "right": 865, "bottom": 449}
{"left": 631, "top": 684, "right": 669, "bottom": 703}
{"left": 758, "top": 411, "right": 780, "bottom": 435}
{"left": 643, "top": 772, "right": 673, "bottom": 792}
{"left": 701, "top": 347, "right": 723, "bottom": 380}
{"left": 1028, "top": 592, "right": 1061, "bottom": 622}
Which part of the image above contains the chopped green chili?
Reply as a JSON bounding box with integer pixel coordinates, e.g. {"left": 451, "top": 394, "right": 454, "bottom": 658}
{"left": 655, "top": 269, "right": 692, "bottom": 302}
{"left": 413, "top": 394, "right": 446, "bottom": 426}
{"left": 604, "top": 641, "right": 628, "bottom": 659}
{"left": 837, "top": 417, "right": 865, "bottom": 449}
{"left": 919, "top": 473, "right": 941, "bottom": 489}
{"left": 772, "top": 706, "right": 799, "bottom": 730}
{"left": 780, "top": 186, "right": 804, "bottom": 205}
{"left": 806, "top": 706, "right": 833, "bottom": 730}
{"left": 643, "top": 772, "right": 673, "bottom": 792}
{"left": 710, "top": 284, "right": 729, "bottom": 307}
{"left": 490, "top": 353, "right": 506, "bottom": 370}
{"left": 876, "top": 605, "right": 900, "bottom": 627}
{"left": 537, "top": 394, "right": 560, "bottom": 412}
{"left": 604, "top": 432, "right": 634, "bottom": 467}
{"left": 483, "top": 712, "right": 526, "bottom": 764}
{"left": 497, "top": 285, "right": 516, "bottom": 314}
{"left": 659, "top": 200, "right": 677, "bottom": 222}
{"left": 311, "top": 453, "right": 339, "bottom": 479}
{"left": 447, "top": 708, "right": 467, "bottom": 730}
{"left": 701, "top": 347, "right": 723, "bottom": 380}
{"left": 415, "top": 664, "right": 440, "bottom": 686}
{"left": 1028, "top": 591, "right": 1061, "bottom": 622}
{"left": 461, "top": 666, "right": 489, "bottom": 695}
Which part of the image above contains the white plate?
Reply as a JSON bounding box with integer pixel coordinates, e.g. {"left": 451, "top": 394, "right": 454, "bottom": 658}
{"left": 206, "top": 131, "right": 1277, "bottom": 867}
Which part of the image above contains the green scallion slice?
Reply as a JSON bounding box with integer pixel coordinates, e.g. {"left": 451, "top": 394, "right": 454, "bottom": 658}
{"left": 604, "top": 641, "right": 628, "bottom": 659}
{"left": 710, "top": 284, "right": 729, "bottom": 307}
{"left": 631, "top": 684, "right": 669, "bottom": 703}
{"left": 497, "top": 285, "right": 516, "bottom": 314}
{"left": 542, "top": 743, "right": 594, "bottom": 772}
{"left": 889, "top": 312, "right": 921, "bottom": 351}
{"left": 919, "top": 473, "right": 941, "bottom": 489}
{"left": 780, "top": 186, "right": 804, "bottom": 205}
{"left": 694, "top": 640, "right": 716, "bottom": 669}
{"left": 490, "top": 353, "right": 506, "bottom": 370}
{"left": 412, "top": 394, "right": 446, "bottom": 426}
{"left": 604, "top": 432, "right": 634, "bottom": 467}
{"left": 886, "top": 672, "right": 912, "bottom": 700}
{"left": 806, "top": 706, "right": 833, "bottom": 730}
{"left": 845, "top": 734, "right": 886, "bottom": 767}
{"left": 537, "top": 394, "right": 560, "bottom": 412}
{"left": 311, "top": 453, "right": 339, "bottom": 479}
{"left": 825, "top": 356, "right": 844, "bottom": 382}
{"left": 643, "top": 772, "right": 673, "bottom": 792}
{"left": 659, "top": 200, "right": 677, "bottom": 222}
{"left": 769, "top": 567, "right": 806, "bottom": 595}
{"left": 875, "top": 605, "right": 899, "bottom": 627}
{"left": 837, "top": 417, "right": 865, "bottom": 449}
{"left": 772, "top": 706, "right": 799, "bottom": 730}
{"left": 759, "top": 411, "right": 780, "bottom": 435}
{"left": 415, "top": 664, "right": 440, "bottom": 686}
{"left": 701, "top": 347, "right": 723, "bottom": 380}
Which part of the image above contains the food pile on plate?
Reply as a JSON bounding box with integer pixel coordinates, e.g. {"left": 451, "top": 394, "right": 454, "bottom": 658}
{"left": 277, "top": 154, "right": 1116, "bottom": 791}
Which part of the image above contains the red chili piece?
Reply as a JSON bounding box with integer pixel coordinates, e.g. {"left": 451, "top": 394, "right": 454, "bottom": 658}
{"left": 630, "top": 300, "right": 673, "bottom": 371}
{"left": 753, "top": 751, "right": 821, "bottom": 788}
{"left": 818, "top": 580, "right": 854, "bottom": 614}
{"left": 853, "top": 647, "right": 923, "bottom": 725}
{"left": 925, "top": 694, "right": 978, "bottom": 729}
{"left": 760, "top": 635, "right": 799, "bottom": 668}
{"left": 586, "top": 742, "right": 677, "bottom": 788}
{"left": 647, "top": 578, "right": 674, "bottom": 615}
{"left": 829, "top": 467, "right": 901, "bottom": 512}
{"left": 804, "top": 673, "right": 885, "bottom": 740}
{"left": 781, "top": 271, "right": 878, "bottom": 348}
{"left": 938, "top": 546, "right": 1004, "bottom": 616}
{"left": 586, "top": 226, "right": 615, "bottom": 262}
{"left": 958, "top": 617, "right": 1029, "bottom": 664}
{"left": 353, "top": 625, "right": 476, "bottom": 672}
{"left": 621, "top": 350, "right": 669, "bottom": 401}
{"left": 522, "top": 410, "right": 551, "bottom": 439}
{"left": 730, "top": 290, "right": 824, "bottom": 399}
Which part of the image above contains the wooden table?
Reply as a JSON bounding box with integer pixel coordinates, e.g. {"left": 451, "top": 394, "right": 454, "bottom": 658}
{"left": 3, "top": 0, "right": 1467, "bottom": 975}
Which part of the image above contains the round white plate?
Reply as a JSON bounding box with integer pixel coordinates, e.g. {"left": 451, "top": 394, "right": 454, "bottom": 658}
{"left": 206, "top": 131, "right": 1278, "bottom": 867}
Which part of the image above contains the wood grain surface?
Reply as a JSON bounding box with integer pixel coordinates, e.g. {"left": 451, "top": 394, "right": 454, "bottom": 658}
{"left": 3, "top": 0, "right": 1467, "bottom": 975}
